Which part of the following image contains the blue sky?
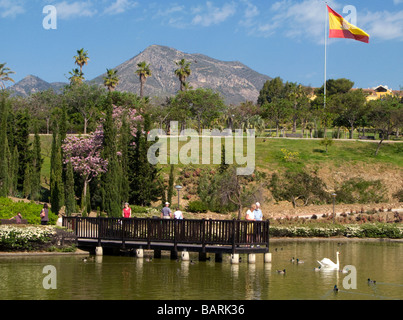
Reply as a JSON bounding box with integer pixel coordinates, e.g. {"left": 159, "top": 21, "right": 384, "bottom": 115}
{"left": 1, "top": 0, "right": 403, "bottom": 92}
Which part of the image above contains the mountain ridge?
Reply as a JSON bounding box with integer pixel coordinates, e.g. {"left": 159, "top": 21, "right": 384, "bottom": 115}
{"left": 8, "top": 45, "right": 271, "bottom": 105}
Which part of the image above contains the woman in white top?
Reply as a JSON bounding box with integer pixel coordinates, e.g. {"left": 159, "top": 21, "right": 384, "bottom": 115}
{"left": 246, "top": 204, "right": 256, "bottom": 244}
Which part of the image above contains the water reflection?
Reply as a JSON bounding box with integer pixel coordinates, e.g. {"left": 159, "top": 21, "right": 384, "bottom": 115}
{"left": 0, "top": 241, "right": 402, "bottom": 300}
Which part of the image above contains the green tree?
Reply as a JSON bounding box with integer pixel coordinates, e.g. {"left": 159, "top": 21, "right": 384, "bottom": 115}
{"left": 167, "top": 164, "right": 175, "bottom": 205}
{"left": 74, "top": 48, "right": 90, "bottom": 74}
{"left": 0, "top": 63, "right": 15, "bottom": 89}
{"left": 64, "top": 160, "right": 76, "bottom": 216}
{"left": 102, "top": 95, "right": 122, "bottom": 217}
{"left": 136, "top": 61, "right": 152, "bottom": 98}
{"left": 128, "top": 114, "right": 162, "bottom": 206}
{"left": 171, "top": 88, "right": 225, "bottom": 134}
{"left": 174, "top": 58, "right": 192, "bottom": 92}
{"left": 50, "top": 129, "right": 64, "bottom": 214}
{"left": 0, "top": 96, "right": 8, "bottom": 196}
{"left": 103, "top": 68, "right": 119, "bottom": 92}
{"left": 31, "top": 123, "right": 43, "bottom": 201}
{"left": 14, "top": 109, "right": 31, "bottom": 191}
{"left": 368, "top": 95, "right": 403, "bottom": 155}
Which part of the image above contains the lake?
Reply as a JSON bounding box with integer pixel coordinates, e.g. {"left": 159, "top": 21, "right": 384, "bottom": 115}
{"left": 0, "top": 239, "right": 402, "bottom": 300}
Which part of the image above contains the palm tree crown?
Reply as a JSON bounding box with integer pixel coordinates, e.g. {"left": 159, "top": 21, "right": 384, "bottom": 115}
{"left": 174, "top": 58, "right": 192, "bottom": 92}
{"left": 0, "top": 62, "right": 15, "bottom": 90}
{"left": 68, "top": 68, "right": 84, "bottom": 85}
{"left": 135, "top": 61, "right": 152, "bottom": 98}
{"left": 103, "top": 68, "right": 119, "bottom": 92}
{"left": 74, "top": 48, "right": 90, "bottom": 73}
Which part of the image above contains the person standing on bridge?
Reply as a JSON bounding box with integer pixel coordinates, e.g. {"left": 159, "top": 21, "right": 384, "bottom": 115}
{"left": 246, "top": 203, "right": 256, "bottom": 245}
{"left": 161, "top": 202, "right": 172, "bottom": 219}
{"left": 254, "top": 202, "right": 263, "bottom": 243}
{"left": 122, "top": 202, "right": 132, "bottom": 218}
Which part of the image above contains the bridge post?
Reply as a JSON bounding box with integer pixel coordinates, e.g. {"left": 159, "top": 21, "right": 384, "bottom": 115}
{"left": 181, "top": 250, "right": 190, "bottom": 261}
{"left": 95, "top": 246, "right": 103, "bottom": 256}
{"left": 230, "top": 253, "right": 239, "bottom": 264}
{"left": 264, "top": 252, "right": 272, "bottom": 263}
{"left": 136, "top": 248, "right": 144, "bottom": 258}
{"left": 248, "top": 254, "right": 256, "bottom": 264}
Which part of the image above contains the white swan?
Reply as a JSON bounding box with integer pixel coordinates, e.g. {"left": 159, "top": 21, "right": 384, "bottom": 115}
{"left": 317, "top": 251, "right": 340, "bottom": 270}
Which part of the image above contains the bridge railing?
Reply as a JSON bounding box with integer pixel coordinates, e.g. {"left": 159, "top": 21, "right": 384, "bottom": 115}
{"left": 62, "top": 217, "right": 270, "bottom": 250}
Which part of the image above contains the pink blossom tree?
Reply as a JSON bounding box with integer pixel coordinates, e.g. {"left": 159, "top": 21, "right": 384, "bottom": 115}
{"left": 62, "top": 125, "right": 108, "bottom": 211}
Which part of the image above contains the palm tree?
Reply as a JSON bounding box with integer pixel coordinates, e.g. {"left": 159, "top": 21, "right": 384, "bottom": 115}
{"left": 74, "top": 48, "right": 90, "bottom": 74}
{"left": 103, "top": 68, "right": 119, "bottom": 92}
{"left": 0, "top": 63, "right": 15, "bottom": 90}
{"left": 174, "top": 58, "right": 191, "bottom": 92}
{"left": 68, "top": 68, "right": 84, "bottom": 85}
{"left": 135, "top": 61, "right": 152, "bottom": 98}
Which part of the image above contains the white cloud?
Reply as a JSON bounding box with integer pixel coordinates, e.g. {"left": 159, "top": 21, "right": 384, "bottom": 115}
{"left": 104, "top": 0, "right": 138, "bottom": 15}
{"left": 361, "top": 10, "right": 403, "bottom": 41}
{"left": 0, "top": 0, "right": 24, "bottom": 18}
{"left": 191, "top": 1, "right": 237, "bottom": 27}
{"left": 54, "top": 1, "right": 96, "bottom": 20}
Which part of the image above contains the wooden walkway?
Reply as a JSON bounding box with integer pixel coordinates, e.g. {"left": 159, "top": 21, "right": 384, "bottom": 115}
{"left": 63, "top": 217, "right": 270, "bottom": 256}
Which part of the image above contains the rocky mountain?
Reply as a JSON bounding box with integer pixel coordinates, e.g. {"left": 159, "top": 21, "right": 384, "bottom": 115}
{"left": 7, "top": 75, "right": 66, "bottom": 97}
{"left": 92, "top": 45, "right": 271, "bottom": 105}
{"left": 8, "top": 45, "right": 271, "bottom": 105}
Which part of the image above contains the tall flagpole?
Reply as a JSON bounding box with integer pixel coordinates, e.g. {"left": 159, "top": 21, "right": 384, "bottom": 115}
{"left": 324, "top": 2, "right": 327, "bottom": 110}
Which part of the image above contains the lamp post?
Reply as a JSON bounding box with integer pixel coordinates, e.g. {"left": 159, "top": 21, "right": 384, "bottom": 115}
{"left": 331, "top": 193, "right": 337, "bottom": 224}
{"left": 175, "top": 185, "right": 182, "bottom": 209}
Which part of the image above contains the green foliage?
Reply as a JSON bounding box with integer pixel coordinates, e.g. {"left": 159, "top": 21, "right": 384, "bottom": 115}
{"left": 0, "top": 197, "right": 56, "bottom": 224}
{"left": 269, "top": 170, "right": 330, "bottom": 207}
{"left": 393, "top": 188, "right": 403, "bottom": 202}
{"left": 187, "top": 200, "right": 208, "bottom": 213}
{"left": 335, "top": 178, "right": 387, "bottom": 204}
{"left": 319, "top": 137, "right": 333, "bottom": 153}
{"left": 269, "top": 223, "right": 403, "bottom": 239}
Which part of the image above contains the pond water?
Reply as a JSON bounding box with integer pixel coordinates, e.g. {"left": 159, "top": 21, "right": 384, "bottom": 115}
{"left": 0, "top": 240, "right": 402, "bottom": 300}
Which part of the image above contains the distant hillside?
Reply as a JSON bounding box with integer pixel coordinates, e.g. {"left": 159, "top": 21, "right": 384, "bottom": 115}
{"left": 7, "top": 75, "right": 66, "bottom": 97}
{"left": 91, "top": 45, "right": 271, "bottom": 105}
{"left": 8, "top": 45, "right": 272, "bottom": 105}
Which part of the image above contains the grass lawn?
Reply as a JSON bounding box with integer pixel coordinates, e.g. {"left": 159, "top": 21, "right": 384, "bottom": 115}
{"left": 36, "top": 134, "right": 403, "bottom": 180}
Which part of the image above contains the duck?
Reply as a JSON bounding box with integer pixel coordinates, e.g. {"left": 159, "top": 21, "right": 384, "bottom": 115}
{"left": 290, "top": 257, "right": 295, "bottom": 263}
{"left": 317, "top": 251, "right": 340, "bottom": 270}
{"left": 296, "top": 259, "right": 304, "bottom": 264}
{"left": 313, "top": 266, "right": 321, "bottom": 271}
{"left": 333, "top": 285, "right": 339, "bottom": 292}
{"left": 367, "top": 278, "right": 376, "bottom": 284}
{"left": 82, "top": 257, "right": 88, "bottom": 262}
{"left": 276, "top": 269, "right": 286, "bottom": 274}
{"left": 145, "top": 257, "right": 152, "bottom": 262}
{"left": 190, "top": 260, "right": 196, "bottom": 265}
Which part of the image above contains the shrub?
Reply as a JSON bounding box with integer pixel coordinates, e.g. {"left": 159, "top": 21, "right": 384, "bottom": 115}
{"left": 0, "top": 197, "right": 57, "bottom": 225}
{"left": 187, "top": 201, "right": 208, "bottom": 213}
{"left": 335, "top": 178, "right": 388, "bottom": 204}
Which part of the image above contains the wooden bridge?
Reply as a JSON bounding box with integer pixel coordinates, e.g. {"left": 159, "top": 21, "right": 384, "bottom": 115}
{"left": 62, "top": 217, "right": 271, "bottom": 263}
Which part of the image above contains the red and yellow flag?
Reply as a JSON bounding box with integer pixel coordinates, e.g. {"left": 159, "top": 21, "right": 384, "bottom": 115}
{"left": 327, "top": 5, "right": 369, "bottom": 43}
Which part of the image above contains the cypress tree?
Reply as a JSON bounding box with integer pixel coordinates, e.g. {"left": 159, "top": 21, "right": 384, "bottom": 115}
{"left": 119, "top": 117, "right": 130, "bottom": 204}
{"left": 102, "top": 95, "right": 121, "bottom": 217}
{"left": 50, "top": 129, "right": 63, "bottom": 215}
{"left": 23, "top": 161, "right": 32, "bottom": 198}
{"left": 0, "top": 97, "right": 8, "bottom": 197}
{"left": 167, "top": 164, "right": 175, "bottom": 204}
{"left": 31, "top": 123, "right": 43, "bottom": 201}
{"left": 128, "top": 113, "right": 162, "bottom": 206}
{"left": 64, "top": 160, "right": 76, "bottom": 216}
{"left": 10, "top": 146, "right": 18, "bottom": 196}
{"left": 14, "top": 109, "right": 31, "bottom": 191}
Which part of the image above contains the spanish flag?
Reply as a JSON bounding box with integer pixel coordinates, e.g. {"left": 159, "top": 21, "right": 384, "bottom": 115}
{"left": 327, "top": 5, "right": 369, "bottom": 43}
